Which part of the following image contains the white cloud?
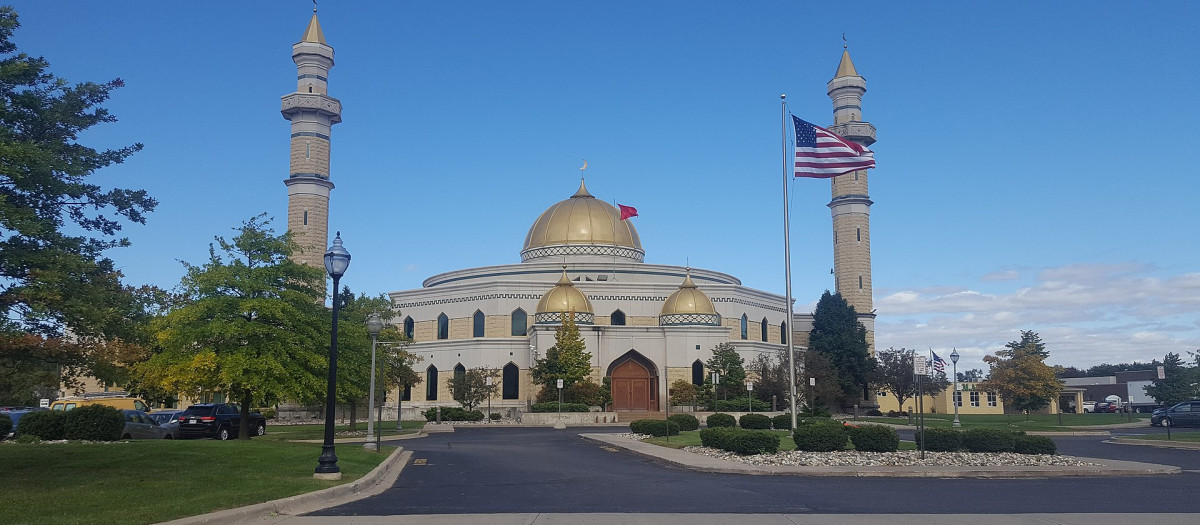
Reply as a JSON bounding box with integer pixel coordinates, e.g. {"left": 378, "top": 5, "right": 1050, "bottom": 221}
{"left": 875, "top": 263, "right": 1200, "bottom": 369}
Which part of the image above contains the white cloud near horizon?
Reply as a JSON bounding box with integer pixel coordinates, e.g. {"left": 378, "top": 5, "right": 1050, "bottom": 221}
{"left": 874, "top": 263, "right": 1200, "bottom": 370}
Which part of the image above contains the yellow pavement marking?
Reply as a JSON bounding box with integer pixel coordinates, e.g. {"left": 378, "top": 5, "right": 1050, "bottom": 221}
{"left": 601, "top": 446, "right": 619, "bottom": 452}
{"left": 413, "top": 458, "right": 427, "bottom": 465}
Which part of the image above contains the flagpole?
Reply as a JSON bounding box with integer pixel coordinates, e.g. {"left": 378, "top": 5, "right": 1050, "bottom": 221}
{"left": 781, "top": 94, "right": 798, "bottom": 431}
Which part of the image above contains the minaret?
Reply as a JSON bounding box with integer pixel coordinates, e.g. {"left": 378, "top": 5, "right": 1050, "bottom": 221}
{"left": 826, "top": 46, "right": 875, "bottom": 315}
{"left": 282, "top": 10, "right": 342, "bottom": 268}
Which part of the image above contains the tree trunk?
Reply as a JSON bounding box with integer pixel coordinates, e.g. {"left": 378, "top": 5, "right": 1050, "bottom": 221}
{"left": 239, "top": 389, "right": 252, "bottom": 440}
{"left": 349, "top": 400, "right": 357, "bottom": 431}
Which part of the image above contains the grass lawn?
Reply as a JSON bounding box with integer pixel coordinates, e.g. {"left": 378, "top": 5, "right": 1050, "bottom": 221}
{"left": 1119, "top": 431, "right": 1200, "bottom": 442}
{"left": 855, "top": 412, "right": 1148, "bottom": 431}
{"left": 643, "top": 430, "right": 916, "bottom": 451}
{"left": 0, "top": 438, "right": 393, "bottom": 525}
{"left": 261, "top": 420, "right": 424, "bottom": 441}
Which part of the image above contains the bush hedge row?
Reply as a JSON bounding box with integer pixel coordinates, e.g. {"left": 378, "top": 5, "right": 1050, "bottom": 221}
{"left": 15, "top": 410, "right": 66, "bottom": 440}
{"left": 920, "top": 427, "right": 962, "bottom": 452}
{"left": 423, "top": 407, "right": 485, "bottom": 421}
{"left": 739, "top": 413, "right": 771, "bottom": 430}
{"left": 706, "top": 413, "right": 736, "bottom": 428}
{"left": 846, "top": 424, "right": 899, "bottom": 452}
{"left": 916, "top": 428, "right": 1057, "bottom": 455}
{"left": 12, "top": 406, "right": 124, "bottom": 441}
{"left": 714, "top": 398, "right": 772, "bottom": 412}
{"left": 530, "top": 402, "right": 591, "bottom": 413}
{"left": 699, "top": 427, "right": 780, "bottom": 455}
{"left": 668, "top": 413, "right": 700, "bottom": 431}
{"left": 0, "top": 414, "right": 11, "bottom": 438}
{"left": 629, "top": 419, "right": 680, "bottom": 437}
{"left": 792, "top": 419, "right": 847, "bottom": 451}
{"left": 771, "top": 414, "right": 792, "bottom": 430}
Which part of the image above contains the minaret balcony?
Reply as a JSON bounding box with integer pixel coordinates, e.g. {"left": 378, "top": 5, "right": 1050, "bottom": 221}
{"left": 281, "top": 93, "right": 343, "bottom": 123}
{"left": 827, "top": 122, "right": 876, "bottom": 146}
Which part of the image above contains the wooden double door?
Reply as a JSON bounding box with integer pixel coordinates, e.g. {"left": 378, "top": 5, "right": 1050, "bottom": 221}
{"left": 611, "top": 359, "right": 657, "bottom": 411}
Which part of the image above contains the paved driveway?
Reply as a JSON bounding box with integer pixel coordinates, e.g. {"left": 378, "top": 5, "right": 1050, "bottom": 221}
{"left": 311, "top": 427, "right": 1200, "bottom": 516}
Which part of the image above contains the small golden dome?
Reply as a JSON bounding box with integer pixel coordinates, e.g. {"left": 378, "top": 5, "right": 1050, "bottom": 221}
{"left": 660, "top": 273, "right": 717, "bottom": 316}
{"left": 536, "top": 268, "right": 594, "bottom": 316}
{"left": 522, "top": 179, "right": 644, "bottom": 262}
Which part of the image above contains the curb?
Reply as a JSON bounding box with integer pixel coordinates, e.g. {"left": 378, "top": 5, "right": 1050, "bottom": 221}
{"left": 1108, "top": 437, "right": 1200, "bottom": 450}
{"left": 157, "top": 446, "right": 412, "bottom": 525}
{"left": 580, "top": 433, "right": 1179, "bottom": 478}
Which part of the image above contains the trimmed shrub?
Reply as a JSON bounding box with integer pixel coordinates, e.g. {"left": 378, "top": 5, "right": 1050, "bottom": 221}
{"left": 846, "top": 424, "right": 899, "bottom": 452}
{"left": 706, "top": 413, "right": 736, "bottom": 428}
{"left": 15, "top": 410, "right": 66, "bottom": 440}
{"left": 489, "top": 412, "right": 501, "bottom": 421}
{"left": 920, "top": 428, "right": 962, "bottom": 452}
{"left": 961, "top": 428, "right": 1017, "bottom": 453}
{"left": 715, "top": 398, "right": 771, "bottom": 412}
{"left": 771, "top": 413, "right": 792, "bottom": 430}
{"left": 17, "top": 434, "right": 41, "bottom": 444}
{"left": 465, "top": 410, "right": 485, "bottom": 422}
{"left": 531, "top": 402, "right": 590, "bottom": 413}
{"left": 865, "top": 409, "right": 883, "bottom": 417}
{"left": 799, "top": 405, "right": 832, "bottom": 418}
{"left": 629, "top": 419, "right": 679, "bottom": 437}
{"left": 792, "top": 419, "right": 847, "bottom": 452}
{"left": 668, "top": 413, "right": 700, "bottom": 431}
{"left": 0, "top": 414, "right": 11, "bottom": 438}
{"left": 1014, "top": 434, "right": 1057, "bottom": 455}
{"left": 739, "top": 413, "right": 772, "bottom": 430}
{"left": 885, "top": 410, "right": 909, "bottom": 418}
{"left": 64, "top": 405, "right": 124, "bottom": 441}
{"left": 423, "top": 407, "right": 485, "bottom": 421}
{"left": 699, "top": 427, "right": 780, "bottom": 455}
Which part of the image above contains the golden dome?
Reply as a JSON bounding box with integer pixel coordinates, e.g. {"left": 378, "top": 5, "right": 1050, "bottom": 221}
{"left": 521, "top": 179, "right": 644, "bottom": 262}
{"left": 536, "top": 268, "right": 594, "bottom": 316}
{"left": 660, "top": 272, "right": 721, "bottom": 326}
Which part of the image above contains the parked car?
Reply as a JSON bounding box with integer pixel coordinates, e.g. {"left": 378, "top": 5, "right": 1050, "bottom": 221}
{"left": 178, "top": 403, "right": 266, "bottom": 440}
{"left": 148, "top": 410, "right": 185, "bottom": 439}
{"left": 1151, "top": 401, "right": 1200, "bottom": 427}
{"left": 121, "top": 409, "right": 173, "bottom": 439}
{"left": 1082, "top": 401, "right": 1097, "bottom": 413}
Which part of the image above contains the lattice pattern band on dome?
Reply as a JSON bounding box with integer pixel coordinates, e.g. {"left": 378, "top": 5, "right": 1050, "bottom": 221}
{"left": 520, "top": 244, "right": 645, "bottom": 262}
{"left": 659, "top": 313, "right": 722, "bottom": 326}
{"left": 534, "top": 311, "right": 595, "bottom": 325}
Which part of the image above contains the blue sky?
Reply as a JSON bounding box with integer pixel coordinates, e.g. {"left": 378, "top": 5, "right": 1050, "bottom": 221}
{"left": 9, "top": 1, "right": 1200, "bottom": 371}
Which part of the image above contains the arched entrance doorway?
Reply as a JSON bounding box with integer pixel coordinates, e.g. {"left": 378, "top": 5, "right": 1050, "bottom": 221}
{"left": 607, "top": 350, "right": 658, "bottom": 412}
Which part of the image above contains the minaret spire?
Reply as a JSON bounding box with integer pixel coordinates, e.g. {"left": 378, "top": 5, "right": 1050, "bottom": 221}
{"left": 282, "top": 11, "right": 342, "bottom": 268}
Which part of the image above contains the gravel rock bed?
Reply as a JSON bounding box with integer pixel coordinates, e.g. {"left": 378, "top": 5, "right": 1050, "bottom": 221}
{"left": 680, "top": 446, "right": 1102, "bottom": 467}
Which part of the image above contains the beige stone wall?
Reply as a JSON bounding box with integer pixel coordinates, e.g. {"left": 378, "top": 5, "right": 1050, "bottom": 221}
{"left": 288, "top": 137, "right": 331, "bottom": 178}
{"left": 629, "top": 316, "right": 657, "bottom": 326}
{"left": 286, "top": 192, "right": 328, "bottom": 268}
{"left": 833, "top": 212, "right": 872, "bottom": 312}
{"left": 831, "top": 170, "right": 869, "bottom": 199}
{"left": 414, "top": 320, "right": 435, "bottom": 342}
{"left": 723, "top": 317, "right": 740, "bottom": 339}
{"left": 449, "top": 318, "right": 470, "bottom": 339}
{"left": 485, "top": 314, "right": 510, "bottom": 337}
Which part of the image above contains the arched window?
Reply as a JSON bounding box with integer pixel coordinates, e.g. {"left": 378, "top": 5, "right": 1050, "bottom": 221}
{"left": 692, "top": 360, "right": 705, "bottom": 386}
{"left": 403, "top": 317, "right": 414, "bottom": 340}
{"left": 402, "top": 383, "right": 411, "bottom": 401}
{"left": 437, "top": 313, "right": 449, "bottom": 340}
{"left": 780, "top": 321, "right": 788, "bottom": 345}
{"left": 610, "top": 309, "right": 626, "bottom": 326}
{"left": 761, "top": 317, "right": 769, "bottom": 342}
{"left": 511, "top": 308, "right": 527, "bottom": 336}
{"left": 740, "top": 314, "right": 748, "bottom": 340}
{"left": 454, "top": 363, "right": 466, "bottom": 381}
{"left": 426, "top": 365, "right": 438, "bottom": 400}
{"left": 473, "top": 310, "right": 485, "bottom": 338}
{"left": 502, "top": 363, "right": 519, "bottom": 399}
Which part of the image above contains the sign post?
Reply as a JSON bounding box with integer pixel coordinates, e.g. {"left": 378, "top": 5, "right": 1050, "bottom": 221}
{"left": 914, "top": 356, "right": 927, "bottom": 459}
{"left": 808, "top": 377, "right": 815, "bottom": 416}
{"left": 486, "top": 376, "right": 493, "bottom": 424}
{"left": 554, "top": 378, "right": 565, "bottom": 430}
{"left": 746, "top": 382, "right": 754, "bottom": 413}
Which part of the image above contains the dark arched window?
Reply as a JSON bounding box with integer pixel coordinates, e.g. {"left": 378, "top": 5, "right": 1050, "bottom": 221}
{"left": 761, "top": 317, "right": 769, "bottom": 342}
{"left": 780, "top": 321, "right": 788, "bottom": 345}
{"left": 426, "top": 365, "right": 438, "bottom": 400}
{"left": 473, "top": 310, "right": 485, "bottom": 338}
{"left": 454, "top": 363, "right": 465, "bottom": 381}
{"left": 511, "top": 308, "right": 527, "bottom": 336}
{"left": 402, "top": 383, "right": 411, "bottom": 401}
{"left": 437, "top": 313, "right": 449, "bottom": 340}
{"left": 403, "top": 317, "right": 414, "bottom": 340}
{"left": 502, "top": 363, "right": 519, "bottom": 399}
{"left": 610, "top": 310, "right": 626, "bottom": 326}
{"left": 692, "top": 360, "right": 705, "bottom": 386}
{"left": 740, "top": 314, "right": 748, "bottom": 340}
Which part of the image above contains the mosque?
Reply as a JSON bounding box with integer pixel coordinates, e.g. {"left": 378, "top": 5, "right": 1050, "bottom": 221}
{"left": 282, "top": 12, "right": 877, "bottom": 412}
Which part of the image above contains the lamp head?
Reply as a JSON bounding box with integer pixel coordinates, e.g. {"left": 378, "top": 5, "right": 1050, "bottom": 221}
{"left": 324, "top": 231, "right": 351, "bottom": 278}
{"left": 366, "top": 312, "right": 384, "bottom": 338}
{"left": 950, "top": 348, "right": 960, "bottom": 363}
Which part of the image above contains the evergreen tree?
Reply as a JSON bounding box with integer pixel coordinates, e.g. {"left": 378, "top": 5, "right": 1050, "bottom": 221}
{"left": 808, "top": 291, "right": 874, "bottom": 406}
{"left": 530, "top": 311, "right": 593, "bottom": 393}
{"left": 981, "top": 330, "right": 1062, "bottom": 418}
{"left": 705, "top": 342, "right": 746, "bottom": 403}
{"left": 1143, "top": 352, "right": 1198, "bottom": 406}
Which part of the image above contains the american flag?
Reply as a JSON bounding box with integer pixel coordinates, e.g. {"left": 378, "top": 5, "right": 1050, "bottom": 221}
{"left": 931, "top": 351, "right": 947, "bottom": 376}
{"left": 792, "top": 115, "right": 875, "bottom": 178}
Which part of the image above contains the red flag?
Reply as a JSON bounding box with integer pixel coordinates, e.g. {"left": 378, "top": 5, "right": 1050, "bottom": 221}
{"left": 618, "top": 204, "right": 638, "bottom": 221}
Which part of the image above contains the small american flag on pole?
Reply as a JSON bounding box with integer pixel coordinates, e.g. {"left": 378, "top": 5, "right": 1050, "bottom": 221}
{"left": 792, "top": 115, "right": 875, "bottom": 178}
{"left": 931, "top": 351, "right": 947, "bottom": 376}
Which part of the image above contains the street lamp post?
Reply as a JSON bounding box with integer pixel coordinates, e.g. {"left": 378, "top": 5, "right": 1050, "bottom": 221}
{"left": 315, "top": 232, "right": 351, "bottom": 480}
{"left": 950, "top": 348, "right": 961, "bottom": 428}
{"left": 364, "top": 312, "right": 383, "bottom": 451}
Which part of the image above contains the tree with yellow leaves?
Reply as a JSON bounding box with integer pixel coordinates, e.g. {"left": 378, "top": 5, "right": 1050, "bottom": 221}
{"left": 981, "top": 331, "right": 1062, "bottom": 419}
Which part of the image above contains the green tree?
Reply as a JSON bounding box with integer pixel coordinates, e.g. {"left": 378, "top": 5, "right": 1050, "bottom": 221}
{"left": 530, "top": 311, "right": 593, "bottom": 393}
{"left": 332, "top": 291, "right": 396, "bottom": 429}
{"left": 871, "top": 347, "right": 950, "bottom": 411}
{"left": 135, "top": 215, "right": 327, "bottom": 439}
{"left": 705, "top": 342, "right": 746, "bottom": 403}
{"left": 668, "top": 379, "right": 699, "bottom": 407}
{"left": 375, "top": 324, "right": 421, "bottom": 422}
{"left": 981, "top": 330, "right": 1062, "bottom": 418}
{"left": 0, "top": 7, "right": 158, "bottom": 403}
{"left": 808, "top": 291, "right": 875, "bottom": 407}
{"left": 750, "top": 352, "right": 788, "bottom": 406}
{"left": 448, "top": 366, "right": 499, "bottom": 411}
{"left": 802, "top": 349, "right": 842, "bottom": 411}
{"left": 1143, "top": 352, "right": 1198, "bottom": 406}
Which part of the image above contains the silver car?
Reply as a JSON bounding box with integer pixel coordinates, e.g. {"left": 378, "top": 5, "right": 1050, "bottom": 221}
{"left": 148, "top": 410, "right": 184, "bottom": 439}
{"left": 121, "top": 409, "right": 173, "bottom": 439}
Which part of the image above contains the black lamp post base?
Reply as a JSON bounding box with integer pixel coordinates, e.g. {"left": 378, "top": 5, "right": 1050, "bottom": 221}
{"left": 315, "top": 445, "right": 341, "bottom": 479}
